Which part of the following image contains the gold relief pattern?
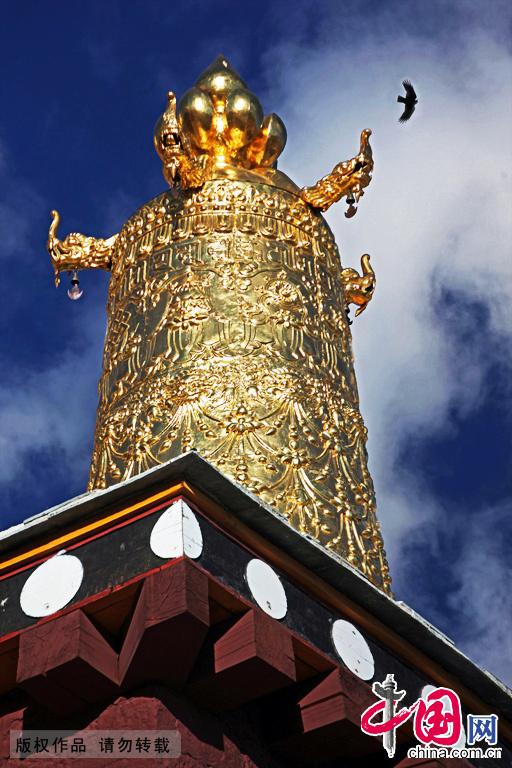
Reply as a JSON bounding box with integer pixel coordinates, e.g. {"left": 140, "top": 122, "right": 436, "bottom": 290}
{"left": 87, "top": 179, "right": 392, "bottom": 593}
{"left": 301, "top": 129, "right": 374, "bottom": 212}
{"left": 153, "top": 56, "right": 288, "bottom": 188}
{"left": 49, "top": 56, "right": 391, "bottom": 593}
{"left": 341, "top": 254, "right": 376, "bottom": 317}
{"left": 47, "top": 210, "right": 118, "bottom": 286}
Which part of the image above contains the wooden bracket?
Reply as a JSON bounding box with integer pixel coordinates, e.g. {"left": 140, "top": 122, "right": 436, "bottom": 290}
{"left": 16, "top": 609, "right": 118, "bottom": 715}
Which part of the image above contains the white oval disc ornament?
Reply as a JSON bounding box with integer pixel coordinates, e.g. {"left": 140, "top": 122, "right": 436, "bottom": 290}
{"left": 245, "top": 559, "right": 287, "bottom": 619}
{"left": 150, "top": 499, "right": 203, "bottom": 560}
{"left": 20, "top": 552, "right": 84, "bottom": 618}
{"left": 331, "top": 619, "right": 375, "bottom": 680}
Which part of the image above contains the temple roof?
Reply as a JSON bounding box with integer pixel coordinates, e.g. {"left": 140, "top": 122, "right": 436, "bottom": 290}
{"left": 1, "top": 452, "right": 510, "bottom": 725}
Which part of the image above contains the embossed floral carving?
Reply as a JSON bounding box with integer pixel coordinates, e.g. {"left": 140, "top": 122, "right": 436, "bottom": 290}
{"left": 85, "top": 180, "right": 392, "bottom": 594}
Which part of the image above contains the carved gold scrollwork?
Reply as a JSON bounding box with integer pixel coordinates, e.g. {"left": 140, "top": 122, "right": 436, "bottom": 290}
{"left": 341, "top": 254, "right": 376, "bottom": 317}
{"left": 49, "top": 54, "right": 390, "bottom": 592}
{"left": 85, "top": 181, "right": 391, "bottom": 594}
{"left": 47, "top": 210, "right": 118, "bottom": 286}
{"left": 301, "top": 130, "right": 374, "bottom": 212}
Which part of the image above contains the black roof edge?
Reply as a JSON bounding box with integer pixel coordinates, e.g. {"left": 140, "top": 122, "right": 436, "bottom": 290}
{"left": 1, "top": 452, "right": 511, "bottom": 721}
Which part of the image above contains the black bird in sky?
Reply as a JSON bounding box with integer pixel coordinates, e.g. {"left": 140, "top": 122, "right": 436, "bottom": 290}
{"left": 397, "top": 80, "right": 418, "bottom": 123}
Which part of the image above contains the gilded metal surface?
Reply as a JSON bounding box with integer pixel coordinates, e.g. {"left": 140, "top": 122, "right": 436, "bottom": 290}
{"left": 154, "top": 92, "right": 206, "bottom": 189}
{"left": 154, "top": 55, "right": 287, "bottom": 188}
{"left": 342, "top": 254, "right": 376, "bottom": 316}
{"left": 48, "top": 56, "right": 392, "bottom": 594}
{"left": 301, "top": 129, "right": 374, "bottom": 212}
{"left": 47, "top": 210, "right": 118, "bottom": 287}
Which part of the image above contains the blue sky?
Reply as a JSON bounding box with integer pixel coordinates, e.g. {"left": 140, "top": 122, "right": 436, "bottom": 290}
{"left": 1, "top": 0, "right": 511, "bottom": 685}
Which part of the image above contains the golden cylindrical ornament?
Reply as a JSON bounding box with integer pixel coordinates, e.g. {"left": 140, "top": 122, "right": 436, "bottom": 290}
{"left": 87, "top": 169, "right": 391, "bottom": 593}
{"left": 48, "top": 56, "right": 391, "bottom": 593}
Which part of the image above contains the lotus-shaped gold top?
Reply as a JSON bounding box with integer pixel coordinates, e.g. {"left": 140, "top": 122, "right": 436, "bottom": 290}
{"left": 154, "top": 55, "right": 287, "bottom": 187}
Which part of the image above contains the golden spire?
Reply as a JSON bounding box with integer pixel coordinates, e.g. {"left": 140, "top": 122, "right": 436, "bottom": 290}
{"left": 47, "top": 56, "right": 391, "bottom": 594}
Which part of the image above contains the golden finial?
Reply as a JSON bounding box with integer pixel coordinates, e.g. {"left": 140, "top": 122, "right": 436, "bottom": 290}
{"left": 47, "top": 56, "right": 391, "bottom": 594}
{"left": 154, "top": 55, "right": 287, "bottom": 183}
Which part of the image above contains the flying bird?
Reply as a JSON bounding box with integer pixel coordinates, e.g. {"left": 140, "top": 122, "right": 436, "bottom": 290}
{"left": 397, "top": 80, "right": 418, "bottom": 123}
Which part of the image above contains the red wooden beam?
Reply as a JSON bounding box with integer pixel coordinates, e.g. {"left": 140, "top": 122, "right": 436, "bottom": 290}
{"left": 299, "top": 667, "right": 374, "bottom": 731}
{"left": 16, "top": 609, "right": 118, "bottom": 715}
{"left": 119, "top": 559, "right": 210, "bottom": 692}
{"left": 186, "top": 608, "right": 296, "bottom": 711}
{"left": 271, "top": 667, "right": 382, "bottom": 763}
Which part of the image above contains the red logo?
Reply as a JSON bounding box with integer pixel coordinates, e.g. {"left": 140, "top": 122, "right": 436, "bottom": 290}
{"left": 361, "top": 677, "right": 462, "bottom": 757}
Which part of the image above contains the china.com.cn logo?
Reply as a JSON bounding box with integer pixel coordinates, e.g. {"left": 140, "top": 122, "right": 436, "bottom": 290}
{"left": 360, "top": 674, "right": 499, "bottom": 759}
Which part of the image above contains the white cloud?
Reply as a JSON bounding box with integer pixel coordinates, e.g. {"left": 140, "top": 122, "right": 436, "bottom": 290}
{"left": 262, "top": 4, "right": 512, "bottom": 682}
{"left": 0, "top": 139, "right": 107, "bottom": 497}
{"left": 0, "top": 304, "right": 105, "bottom": 487}
{"left": 399, "top": 499, "right": 512, "bottom": 686}
{"left": 0, "top": 138, "right": 46, "bottom": 261}
{"left": 446, "top": 502, "right": 512, "bottom": 685}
